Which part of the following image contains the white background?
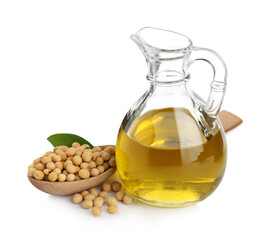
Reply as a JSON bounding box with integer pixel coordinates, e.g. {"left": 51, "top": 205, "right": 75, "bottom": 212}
{"left": 0, "top": 0, "right": 279, "bottom": 239}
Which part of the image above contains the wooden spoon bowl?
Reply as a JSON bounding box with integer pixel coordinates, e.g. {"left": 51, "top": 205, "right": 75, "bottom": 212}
{"left": 28, "top": 145, "right": 116, "bottom": 195}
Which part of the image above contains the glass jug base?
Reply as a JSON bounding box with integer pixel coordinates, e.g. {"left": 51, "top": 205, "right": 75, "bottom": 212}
{"left": 132, "top": 194, "right": 200, "bottom": 208}
{"left": 120, "top": 177, "right": 224, "bottom": 208}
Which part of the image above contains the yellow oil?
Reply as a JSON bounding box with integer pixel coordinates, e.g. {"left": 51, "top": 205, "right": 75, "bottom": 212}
{"left": 116, "top": 107, "right": 227, "bottom": 207}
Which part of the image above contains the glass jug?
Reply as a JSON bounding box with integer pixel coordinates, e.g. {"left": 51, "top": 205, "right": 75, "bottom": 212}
{"left": 116, "top": 27, "right": 227, "bottom": 207}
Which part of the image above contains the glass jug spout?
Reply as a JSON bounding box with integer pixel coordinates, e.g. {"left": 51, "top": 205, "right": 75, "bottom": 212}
{"left": 131, "top": 27, "right": 193, "bottom": 83}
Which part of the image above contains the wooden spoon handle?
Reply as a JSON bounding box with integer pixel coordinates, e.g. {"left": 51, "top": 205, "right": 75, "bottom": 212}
{"left": 218, "top": 110, "right": 243, "bottom": 133}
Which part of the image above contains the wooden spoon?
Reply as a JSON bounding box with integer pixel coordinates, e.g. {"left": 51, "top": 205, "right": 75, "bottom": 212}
{"left": 28, "top": 145, "right": 116, "bottom": 195}
{"left": 28, "top": 111, "right": 242, "bottom": 196}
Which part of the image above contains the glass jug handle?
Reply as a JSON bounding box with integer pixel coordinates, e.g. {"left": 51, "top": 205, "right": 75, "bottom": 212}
{"left": 189, "top": 46, "right": 227, "bottom": 125}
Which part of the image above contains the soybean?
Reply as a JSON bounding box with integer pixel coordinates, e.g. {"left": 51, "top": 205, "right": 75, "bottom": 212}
{"left": 82, "top": 199, "right": 93, "bottom": 209}
{"left": 72, "top": 193, "right": 83, "bottom": 204}
{"left": 91, "top": 207, "right": 102, "bottom": 216}
{"left": 94, "top": 197, "right": 104, "bottom": 208}
{"left": 107, "top": 205, "right": 118, "bottom": 214}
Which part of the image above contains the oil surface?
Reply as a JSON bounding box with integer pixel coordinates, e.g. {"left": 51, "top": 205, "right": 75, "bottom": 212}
{"left": 116, "top": 108, "right": 227, "bottom": 207}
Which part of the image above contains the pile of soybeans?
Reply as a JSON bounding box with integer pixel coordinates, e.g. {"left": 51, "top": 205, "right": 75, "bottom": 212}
{"left": 27, "top": 142, "right": 116, "bottom": 182}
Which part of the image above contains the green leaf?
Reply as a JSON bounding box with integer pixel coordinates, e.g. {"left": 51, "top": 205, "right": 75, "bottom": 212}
{"left": 47, "top": 133, "right": 94, "bottom": 148}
